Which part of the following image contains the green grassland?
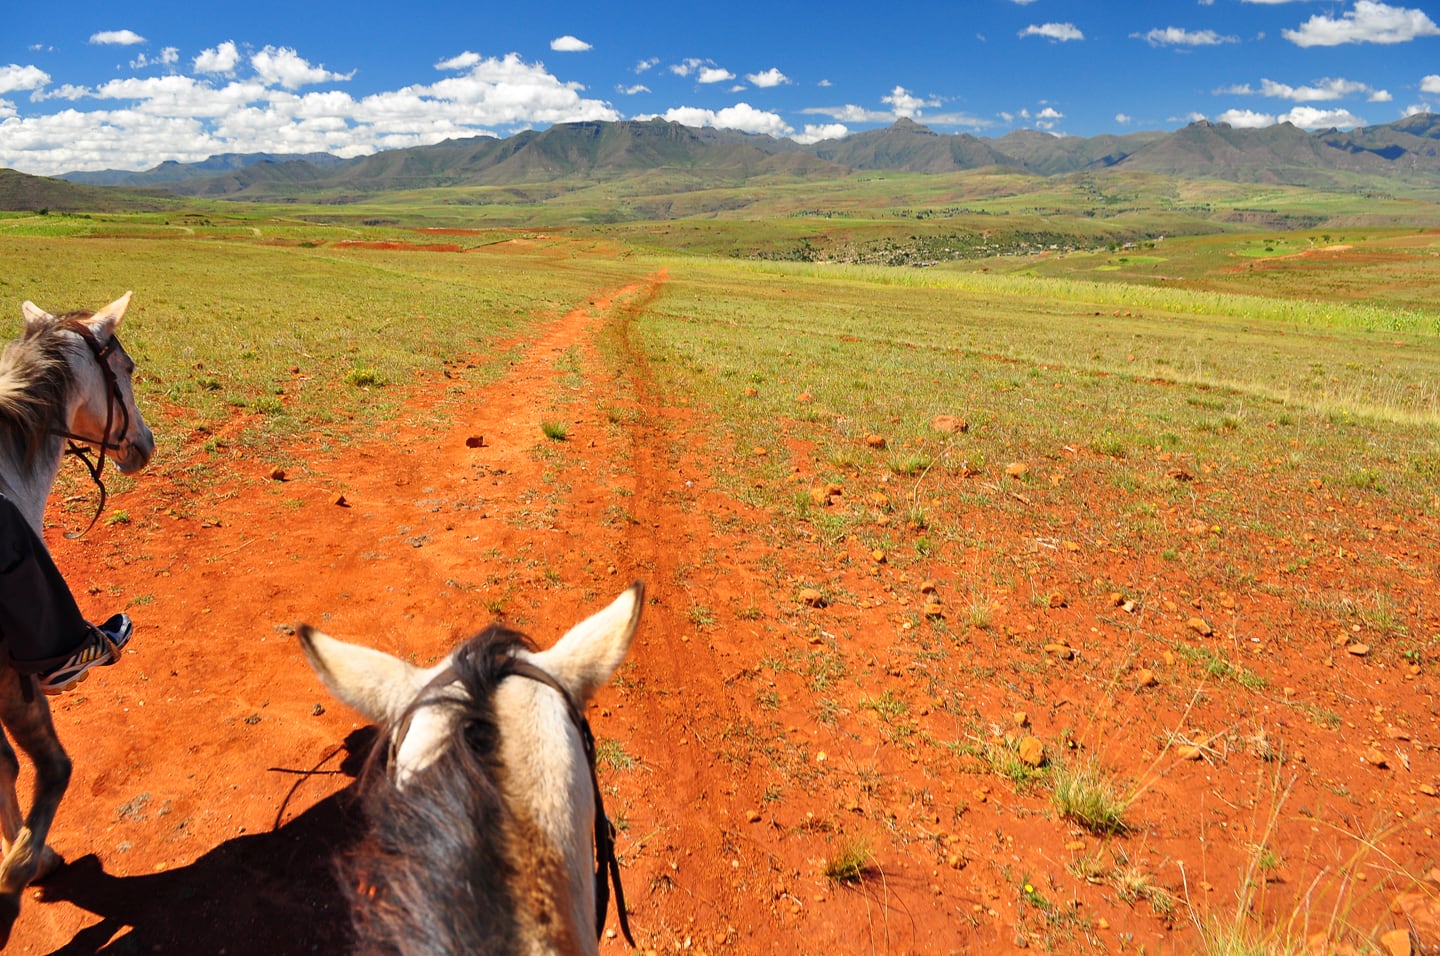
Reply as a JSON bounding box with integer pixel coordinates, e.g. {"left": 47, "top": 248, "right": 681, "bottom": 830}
{"left": 630, "top": 251, "right": 1440, "bottom": 523}
{"left": 3, "top": 197, "right": 1437, "bottom": 520}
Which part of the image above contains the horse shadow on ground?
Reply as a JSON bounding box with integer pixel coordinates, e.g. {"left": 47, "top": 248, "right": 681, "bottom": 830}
{"left": 36, "top": 729, "right": 376, "bottom": 956}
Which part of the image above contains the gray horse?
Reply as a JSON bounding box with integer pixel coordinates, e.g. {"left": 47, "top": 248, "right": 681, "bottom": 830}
{"left": 0, "top": 292, "right": 154, "bottom": 942}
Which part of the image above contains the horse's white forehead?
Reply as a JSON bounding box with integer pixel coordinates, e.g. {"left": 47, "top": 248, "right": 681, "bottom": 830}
{"left": 389, "top": 668, "right": 578, "bottom": 792}
{"left": 391, "top": 695, "right": 462, "bottom": 787}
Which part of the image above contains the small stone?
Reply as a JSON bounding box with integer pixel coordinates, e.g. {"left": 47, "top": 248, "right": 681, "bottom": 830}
{"left": 799, "top": 588, "right": 826, "bottom": 608}
{"left": 872, "top": 549, "right": 887, "bottom": 563}
{"left": 868, "top": 492, "right": 890, "bottom": 509}
{"left": 1185, "top": 617, "right": 1214, "bottom": 637}
{"left": 930, "top": 415, "right": 968, "bottom": 434}
{"left": 1379, "top": 928, "right": 1413, "bottom": 956}
{"left": 1176, "top": 745, "right": 1204, "bottom": 761}
{"left": 1048, "top": 591, "right": 1067, "bottom": 608}
{"left": 1012, "top": 711, "right": 1030, "bottom": 728}
{"left": 923, "top": 602, "right": 944, "bottom": 619}
{"left": 797, "top": 390, "right": 813, "bottom": 403}
{"left": 864, "top": 434, "right": 887, "bottom": 449}
{"left": 1043, "top": 643, "right": 1074, "bottom": 660}
{"left": 744, "top": 386, "right": 758, "bottom": 397}
{"left": 269, "top": 466, "right": 286, "bottom": 481}
{"left": 920, "top": 579, "right": 938, "bottom": 594}
{"left": 753, "top": 446, "right": 768, "bottom": 457}
{"left": 464, "top": 435, "right": 485, "bottom": 448}
{"left": 1347, "top": 643, "right": 1371, "bottom": 657}
{"left": 1018, "top": 736, "right": 1045, "bottom": 767}
{"left": 332, "top": 493, "right": 348, "bottom": 507}
{"left": 746, "top": 810, "right": 762, "bottom": 823}
{"left": 1365, "top": 748, "right": 1390, "bottom": 769}
{"left": 1420, "top": 784, "right": 1438, "bottom": 797}
{"left": 1005, "top": 462, "right": 1028, "bottom": 478}
{"left": 1135, "top": 668, "right": 1158, "bottom": 689}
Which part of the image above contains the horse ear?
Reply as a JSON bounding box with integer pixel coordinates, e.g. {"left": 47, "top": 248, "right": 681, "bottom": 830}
{"left": 297, "top": 624, "right": 430, "bottom": 726}
{"left": 86, "top": 291, "right": 133, "bottom": 340}
{"left": 20, "top": 301, "right": 53, "bottom": 330}
{"left": 530, "top": 582, "right": 644, "bottom": 705}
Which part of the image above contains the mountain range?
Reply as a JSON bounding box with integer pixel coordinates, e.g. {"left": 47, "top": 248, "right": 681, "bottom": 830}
{"left": 28, "top": 113, "right": 1440, "bottom": 203}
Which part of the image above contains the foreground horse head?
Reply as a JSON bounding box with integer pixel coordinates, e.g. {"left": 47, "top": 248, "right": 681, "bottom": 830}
{"left": 0, "top": 293, "right": 154, "bottom": 944}
{"left": 299, "top": 583, "right": 644, "bottom": 956}
{"left": 1, "top": 292, "right": 155, "bottom": 531}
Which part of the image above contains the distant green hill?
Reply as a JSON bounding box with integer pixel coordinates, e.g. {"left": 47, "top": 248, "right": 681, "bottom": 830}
{"left": 811, "top": 117, "right": 1017, "bottom": 172}
{"left": 29, "top": 113, "right": 1440, "bottom": 208}
{"left": 1115, "top": 120, "right": 1394, "bottom": 186}
{"left": 62, "top": 152, "right": 348, "bottom": 187}
{"left": 0, "top": 168, "right": 177, "bottom": 213}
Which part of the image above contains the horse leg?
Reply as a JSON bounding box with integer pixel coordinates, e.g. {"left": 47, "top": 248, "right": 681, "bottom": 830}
{"left": 0, "top": 671, "right": 70, "bottom": 946}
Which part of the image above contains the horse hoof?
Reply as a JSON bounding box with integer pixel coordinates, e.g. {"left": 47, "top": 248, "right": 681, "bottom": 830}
{"left": 32, "top": 845, "right": 64, "bottom": 883}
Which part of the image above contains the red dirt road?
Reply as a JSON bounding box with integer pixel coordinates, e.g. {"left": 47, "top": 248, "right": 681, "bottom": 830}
{"left": 13, "top": 269, "right": 1440, "bottom": 954}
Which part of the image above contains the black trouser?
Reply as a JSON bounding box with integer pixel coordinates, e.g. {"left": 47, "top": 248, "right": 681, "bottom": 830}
{"left": 0, "top": 494, "right": 88, "bottom": 671}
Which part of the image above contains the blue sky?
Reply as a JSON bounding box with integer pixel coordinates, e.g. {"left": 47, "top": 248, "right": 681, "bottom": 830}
{"left": 3, "top": 0, "right": 1439, "bottom": 176}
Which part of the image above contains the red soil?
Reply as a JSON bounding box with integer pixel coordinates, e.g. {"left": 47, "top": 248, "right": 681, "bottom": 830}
{"left": 10, "top": 268, "right": 1440, "bottom": 954}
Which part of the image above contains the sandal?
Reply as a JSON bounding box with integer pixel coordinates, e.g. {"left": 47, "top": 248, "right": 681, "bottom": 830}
{"left": 39, "top": 614, "right": 132, "bottom": 695}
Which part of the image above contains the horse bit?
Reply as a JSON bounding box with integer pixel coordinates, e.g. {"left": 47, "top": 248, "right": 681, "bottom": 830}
{"left": 50, "top": 324, "right": 130, "bottom": 539}
{"left": 392, "top": 657, "right": 638, "bottom": 948}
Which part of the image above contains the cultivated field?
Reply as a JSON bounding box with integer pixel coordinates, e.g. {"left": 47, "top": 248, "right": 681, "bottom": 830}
{"left": 1, "top": 214, "right": 1438, "bottom": 954}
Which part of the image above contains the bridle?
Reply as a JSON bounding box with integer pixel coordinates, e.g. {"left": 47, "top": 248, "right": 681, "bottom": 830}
{"left": 50, "top": 325, "right": 130, "bottom": 539}
{"left": 388, "top": 656, "right": 637, "bottom": 948}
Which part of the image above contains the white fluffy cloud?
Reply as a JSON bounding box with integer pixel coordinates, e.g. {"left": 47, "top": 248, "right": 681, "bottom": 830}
{"left": 882, "top": 85, "right": 938, "bottom": 118}
{"left": 1283, "top": 1, "right": 1440, "bottom": 46}
{"left": 251, "top": 46, "right": 355, "bottom": 90}
{"left": 1214, "top": 105, "right": 1365, "bottom": 129}
{"left": 194, "top": 41, "right": 241, "bottom": 75}
{"left": 1225, "top": 76, "right": 1390, "bottom": 102}
{"left": 550, "top": 36, "right": 592, "bottom": 52}
{"left": 794, "top": 122, "right": 848, "bottom": 143}
{"left": 1421, "top": 74, "right": 1440, "bottom": 94}
{"left": 1215, "top": 108, "right": 1275, "bottom": 128}
{"left": 0, "top": 64, "right": 50, "bottom": 95}
{"left": 1020, "top": 23, "right": 1084, "bottom": 41}
{"left": 131, "top": 48, "right": 179, "bottom": 70}
{"left": 802, "top": 103, "right": 894, "bottom": 123}
{"left": 89, "top": 30, "right": 145, "bottom": 46}
{"left": 646, "top": 102, "right": 791, "bottom": 137}
{"left": 746, "top": 68, "right": 790, "bottom": 89}
{"left": 698, "top": 67, "right": 734, "bottom": 84}
{"left": 1280, "top": 105, "right": 1365, "bottom": 127}
{"left": 1, "top": 50, "right": 621, "bottom": 175}
{"left": 1134, "top": 27, "right": 1238, "bottom": 47}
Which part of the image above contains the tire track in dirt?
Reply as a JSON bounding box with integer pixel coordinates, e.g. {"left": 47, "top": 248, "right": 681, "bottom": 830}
{"left": 19, "top": 270, "right": 719, "bottom": 953}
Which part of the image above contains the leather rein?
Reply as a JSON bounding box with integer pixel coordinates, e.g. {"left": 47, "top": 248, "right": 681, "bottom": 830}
{"left": 51, "top": 326, "right": 130, "bottom": 539}
{"left": 389, "top": 656, "right": 636, "bottom": 948}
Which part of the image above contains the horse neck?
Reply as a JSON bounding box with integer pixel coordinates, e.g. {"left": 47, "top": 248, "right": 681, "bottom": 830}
{"left": 0, "top": 427, "right": 65, "bottom": 537}
{"left": 494, "top": 677, "right": 598, "bottom": 954}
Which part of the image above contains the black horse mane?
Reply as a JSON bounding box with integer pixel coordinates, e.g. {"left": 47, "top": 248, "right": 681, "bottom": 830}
{"left": 0, "top": 313, "right": 94, "bottom": 468}
{"left": 344, "top": 623, "right": 540, "bottom": 956}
